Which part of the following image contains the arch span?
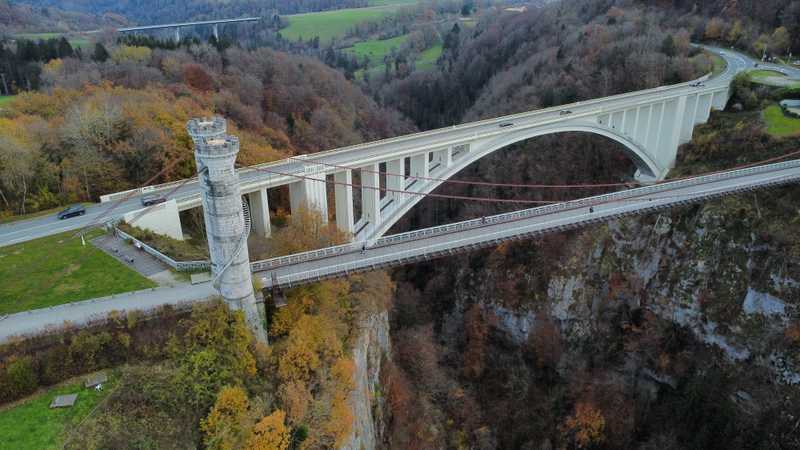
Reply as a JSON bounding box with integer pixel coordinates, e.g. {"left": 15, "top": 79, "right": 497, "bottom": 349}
{"left": 364, "top": 123, "right": 661, "bottom": 240}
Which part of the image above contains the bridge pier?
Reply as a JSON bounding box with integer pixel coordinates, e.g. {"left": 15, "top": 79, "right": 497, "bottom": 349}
{"left": 212, "top": 24, "right": 219, "bottom": 41}
{"left": 334, "top": 170, "right": 355, "bottom": 235}
{"left": 410, "top": 153, "right": 429, "bottom": 182}
{"left": 289, "top": 172, "right": 328, "bottom": 223}
{"left": 175, "top": 27, "right": 181, "bottom": 43}
{"left": 386, "top": 158, "right": 405, "bottom": 201}
{"left": 123, "top": 198, "right": 185, "bottom": 240}
{"left": 711, "top": 90, "right": 729, "bottom": 110}
{"left": 188, "top": 117, "right": 267, "bottom": 344}
{"left": 247, "top": 188, "right": 271, "bottom": 238}
{"left": 431, "top": 147, "right": 452, "bottom": 172}
{"left": 361, "top": 163, "right": 381, "bottom": 226}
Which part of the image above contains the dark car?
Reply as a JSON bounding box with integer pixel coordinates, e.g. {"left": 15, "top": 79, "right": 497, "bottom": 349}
{"left": 499, "top": 122, "right": 514, "bottom": 128}
{"left": 559, "top": 110, "right": 573, "bottom": 115}
{"left": 141, "top": 195, "right": 167, "bottom": 207}
{"left": 57, "top": 205, "right": 86, "bottom": 220}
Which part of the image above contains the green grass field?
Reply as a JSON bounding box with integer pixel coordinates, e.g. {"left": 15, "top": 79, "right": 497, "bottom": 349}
{"left": 0, "top": 96, "right": 13, "bottom": 106}
{"left": 415, "top": 43, "right": 443, "bottom": 71}
{"left": 13, "top": 32, "right": 90, "bottom": 48}
{"left": 367, "top": 0, "right": 416, "bottom": 5}
{"left": 707, "top": 52, "right": 726, "bottom": 76}
{"left": 748, "top": 69, "right": 800, "bottom": 88}
{"left": 0, "top": 375, "right": 116, "bottom": 450}
{"left": 0, "top": 228, "right": 155, "bottom": 315}
{"left": 281, "top": 4, "right": 410, "bottom": 43}
{"left": 344, "top": 34, "right": 408, "bottom": 66}
{"left": 762, "top": 103, "right": 800, "bottom": 137}
{"left": 750, "top": 69, "right": 786, "bottom": 79}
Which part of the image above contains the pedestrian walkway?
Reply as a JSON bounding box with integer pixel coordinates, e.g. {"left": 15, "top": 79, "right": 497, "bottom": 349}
{"left": 92, "top": 234, "right": 188, "bottom": 287}
{"left": 92, "top": 234, "right": 166, "bottom": 276}
{"left": 0, "top": 283, "right": 217, "bottom": 343}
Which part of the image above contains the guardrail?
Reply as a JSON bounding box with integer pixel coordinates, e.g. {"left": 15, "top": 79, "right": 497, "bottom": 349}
{"left": 250, "top": 159, "right": 800, "bottom": 273}
{"left": 114, "top": 228, "right": 211, "bottom": 272}
{"left": 269, "top": 169, "right": 800, "bottom": 288}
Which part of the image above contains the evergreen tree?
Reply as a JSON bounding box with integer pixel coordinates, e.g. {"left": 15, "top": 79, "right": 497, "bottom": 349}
{"left": 661, "top": 34, "right": 677, "bottom": 57}
{"left": 92, "top": 43, "right": 110, "bottom": 62}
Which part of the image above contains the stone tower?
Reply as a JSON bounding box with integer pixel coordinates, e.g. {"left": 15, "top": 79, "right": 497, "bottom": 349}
{"left": 188, "top": 117, "right": 267, "bottom": 343}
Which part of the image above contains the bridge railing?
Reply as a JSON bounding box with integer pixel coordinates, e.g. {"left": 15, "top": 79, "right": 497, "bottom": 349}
{"left": 376, "top": 159, "right": 800, "bottom": 245}
{"left": 250, "top": 159, "right": 800, "bottom": 273}
{"left": 114, "top": 228, "right": 211, "bottom": 272}
{"left": 270, "top": 164, "right": 800, "bottom": 288}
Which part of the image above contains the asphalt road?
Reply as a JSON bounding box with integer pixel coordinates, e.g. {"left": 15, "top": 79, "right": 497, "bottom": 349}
{"left": 0, "top": 283, "right": 216, "bottom": 342}
{"left": 0, "top": 46, "right": 781, "bottom": 248}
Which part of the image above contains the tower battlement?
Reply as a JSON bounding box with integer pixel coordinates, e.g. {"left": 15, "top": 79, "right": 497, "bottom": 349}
{"left": 187, "top": 116, "right": 226, "bottom": 143}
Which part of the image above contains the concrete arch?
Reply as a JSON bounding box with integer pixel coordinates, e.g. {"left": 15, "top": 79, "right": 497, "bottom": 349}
{"left": 367, "top": 123, "right": 661, "bottom": 240}
{"left": 473, "top": 122, "right": 661, "bottom": 179}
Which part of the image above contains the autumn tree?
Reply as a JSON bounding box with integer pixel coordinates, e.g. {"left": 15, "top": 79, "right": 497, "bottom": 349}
{"left": 462, "top": 304, "right": 489, "bottom": 379}
{"left": 261, "top": 207, "right": 349, "bottom": 258}
{"left": 183, "top": 63, "right": 215, "bottom": 91}
{"left": 111, "top": 45, "right": 152, "bottom": 64}
{"left": 174, "top": 302, "right": 257, "bottom": 408}
{"left": 202, "top": 386, "right": 252, "bottom": 450}
{"left": 726, "top": 20, "right": 745, "bottom": 45}
{"left": 0, "top": 135, "right": 37, "bottom": 213}
{"left": 528, "top": 318, "right": 563, "bottom": 377}
{"left": 561, "top": 402, "right": 606, "bottom": 449}
{"left": 277, "top": 381, "right": 312, "bottom": 425}
{"left": 245, "top": 410, "right": 291, "bottom": 450}
{"left": 771, "top": 26, "right": 791, "bottom": 56}
{"left": 704, "top": 17, "right": 726, "bottom": 40}
{"left": 277, "top": 314, "right": 342, "bottom": 383}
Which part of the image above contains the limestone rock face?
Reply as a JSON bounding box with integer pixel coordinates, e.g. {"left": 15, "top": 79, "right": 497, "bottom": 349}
{"left": 339, "top": 311, "right": 391, "bottom": 450}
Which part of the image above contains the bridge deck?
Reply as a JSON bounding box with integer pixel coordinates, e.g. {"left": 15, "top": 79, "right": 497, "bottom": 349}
{"left": 118, "top": 17, "right": 260, "bottom": 32}
{"left": 257, "top": 160, "right": 800, "bottom": 289}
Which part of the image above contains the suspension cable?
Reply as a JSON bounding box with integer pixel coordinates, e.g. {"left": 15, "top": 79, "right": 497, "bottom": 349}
{"left": 288, "top": 156, "right": 635, "bottom": 189}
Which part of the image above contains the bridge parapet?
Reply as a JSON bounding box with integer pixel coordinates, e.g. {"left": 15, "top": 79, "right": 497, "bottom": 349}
{"left": 251, "top": 158, "right": 800, "bottom": 275}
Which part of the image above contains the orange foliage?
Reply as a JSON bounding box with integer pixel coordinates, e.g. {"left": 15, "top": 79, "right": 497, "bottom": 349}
{"left": 324, "top": 390, "right": 354, "bottom": 448}
{"left": 277, "top": 314, "right": 342, "bottom": 382}
{"left": 245, "top": 410, "right": 291, "bottom": 450}
{"left": 183, "top": 63, "right": 215, "bottom": 92}
{"left": 786, "top": 322, "right": 800, "bottom": 345}
{"left": 463, "top": 304, "right": 489, "bottom": 379}
{"left": 277, "top": 381, "right": 312, "bottom": 425}
{"left": 201, "top": 386, "right": 251, "bottom": 450}
{"left": 561, "top": 402, "right": 606, "bottom": 449}
{"left": 528, "top": 318, "right": 563, "bottom": 372}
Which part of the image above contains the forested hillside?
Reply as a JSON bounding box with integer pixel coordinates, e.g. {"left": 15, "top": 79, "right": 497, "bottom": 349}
{"left": 372, "top": 1, "right": 800, "bottom": 448}
{"left": 13, "top": 0, "right": 377, "bottom": 25}
{"left": 379, "top": 1, "right": 710, "bottom": 233}
{"left": 0, "top": 42, "right": 413, "bottom": 217}
{"left": 634, "top": 0, "right": 800, "bottom": 56}
{"left": 0, "top": 0, "right": 122, "bottom": 33}
{"left": 378, "top": 1, "right": 710, "bottom": 129}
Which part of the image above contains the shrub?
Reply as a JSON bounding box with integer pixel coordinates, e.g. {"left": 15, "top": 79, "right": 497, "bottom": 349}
{"left": 0, "top": 356, "right": 39, "bottom": 402}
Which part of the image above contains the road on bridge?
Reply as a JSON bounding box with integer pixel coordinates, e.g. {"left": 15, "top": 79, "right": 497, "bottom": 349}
{"left": 256, "top": 160, "right": 800, "bottom": 289}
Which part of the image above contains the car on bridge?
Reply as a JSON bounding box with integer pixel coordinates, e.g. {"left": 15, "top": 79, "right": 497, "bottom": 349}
{"left": 57, "top": 205, "right": 86, "bottom": 220}
{"left": 141, "top": 195, "right": 167, "bottom": 207}
{"left": 559, "top": 110, "right": 573, "bottom": 115}
{"left": 499, "top": 122, "right": 514, "bottom": 128}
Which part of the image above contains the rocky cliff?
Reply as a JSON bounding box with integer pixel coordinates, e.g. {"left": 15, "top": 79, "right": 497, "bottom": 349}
{"left": 340, "top": 311, "right": 391, "bottom": 450}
